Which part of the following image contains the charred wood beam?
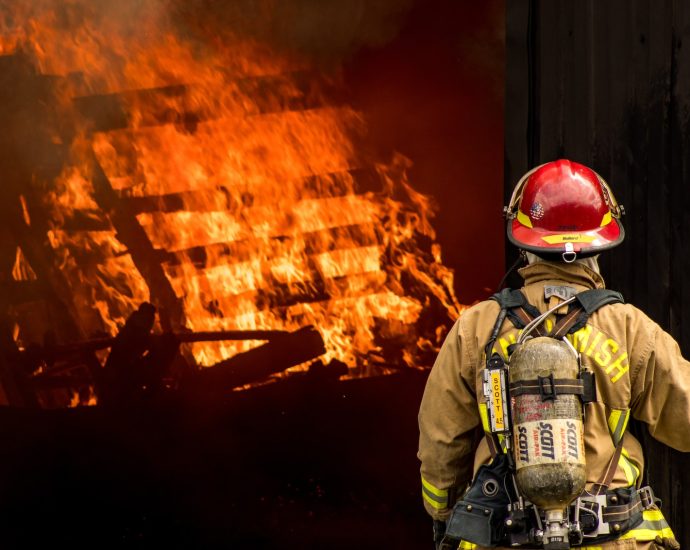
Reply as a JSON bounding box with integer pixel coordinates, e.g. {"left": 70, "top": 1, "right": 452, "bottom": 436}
{"left": 118, "top": 168, "right": 382, "bottom": 215}
{"left": 73, "top": 72, "right": 342, "bottom": 133}
{"left": 158, "top": 222, "right": 381, "bottom": 269}
{"left": 190, "top": 325, "right": 325, "bottom": 392}
{"left": 59, "top": 210, "right": 112, "bottom": 232}
{"left": 0, "top": 54, "right": 105, "bottom": 387}
{"left": 88, "top": 156, "right": 189, "bottom": 334}
{"left": 164, "top": 275, "right": 390, "bottom": 323}
{"left": 23, "top": 328, "right": 293, "bottom": 366}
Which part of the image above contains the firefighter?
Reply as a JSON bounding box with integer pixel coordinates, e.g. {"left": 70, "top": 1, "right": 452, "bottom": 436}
{"left": 418, "top": 159, "right": 689, "bottom": 550}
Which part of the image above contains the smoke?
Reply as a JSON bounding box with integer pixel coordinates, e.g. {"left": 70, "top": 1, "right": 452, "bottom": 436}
{"left": 1, "top": 0, "right": 414, "bottom": 71}
{"left": 172, "top": 0, "right": 415, "bottom": 66}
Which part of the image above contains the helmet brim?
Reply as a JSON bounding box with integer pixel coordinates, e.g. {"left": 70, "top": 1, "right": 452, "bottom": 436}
{"left": 507, "top": 217, "right": 625, "bottom": 257}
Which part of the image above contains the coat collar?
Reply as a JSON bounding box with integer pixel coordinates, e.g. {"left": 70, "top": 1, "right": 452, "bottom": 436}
{"left": 517, "top": 261, "right": 606, "bottom": 290}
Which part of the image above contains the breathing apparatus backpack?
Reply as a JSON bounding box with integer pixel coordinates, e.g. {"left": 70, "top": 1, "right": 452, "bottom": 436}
{"left": 440, "top": 288, "right": 659, "bottom": 550}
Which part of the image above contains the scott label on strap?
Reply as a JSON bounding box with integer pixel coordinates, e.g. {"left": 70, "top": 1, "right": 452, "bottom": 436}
{"left": 482, "top": 364, "right": 510, "bottom": 434}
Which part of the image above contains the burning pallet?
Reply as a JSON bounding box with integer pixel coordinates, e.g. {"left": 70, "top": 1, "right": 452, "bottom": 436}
{"left": 0, "top": 10, "right": 462, "bottom": 408}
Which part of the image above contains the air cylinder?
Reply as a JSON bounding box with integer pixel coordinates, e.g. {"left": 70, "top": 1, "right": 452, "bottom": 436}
{"left": 509, "top": 337, "right": 586, "bottom": 510}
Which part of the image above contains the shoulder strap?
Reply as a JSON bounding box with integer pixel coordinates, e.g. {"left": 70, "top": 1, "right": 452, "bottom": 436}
{"left": 575, "top": 289, "right": 625, "bottom": 314}
{"left": 491, "top": 289, "right": 543, "bottom": 332}
{"left": 561, "top": 289, "right": 625, "bottom": 335}
{"left": 491, "top": 288, "right": 527, "bottom": 309}
{"left": 492, "top": 288, "right": 624, "bottom": 338}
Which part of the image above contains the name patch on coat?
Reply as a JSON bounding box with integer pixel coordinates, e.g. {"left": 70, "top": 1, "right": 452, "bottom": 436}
{"left": 544, "top": 285, "right": 578, "bottom": 301}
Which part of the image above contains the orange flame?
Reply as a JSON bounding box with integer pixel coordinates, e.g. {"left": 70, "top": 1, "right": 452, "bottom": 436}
{"left": 1, "top": 1, "right": 465, "bottom": 381}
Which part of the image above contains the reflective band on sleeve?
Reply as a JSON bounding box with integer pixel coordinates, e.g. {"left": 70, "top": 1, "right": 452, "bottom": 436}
{"left": 619, "top": 509, "right": 675, "bottom": 541}
{"left": 607, "top": 408, "right": 630, "bottom": 446}
{"left": 459, "top": 540, "right": 477, "bottom": 550}
{"left": 421, "top": 476, "right": 448, "bottom": 509}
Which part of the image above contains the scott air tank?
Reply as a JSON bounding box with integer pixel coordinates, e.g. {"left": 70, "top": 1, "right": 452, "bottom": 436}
{"left": 509, "top": 337, "right": 586, "bottom": 510}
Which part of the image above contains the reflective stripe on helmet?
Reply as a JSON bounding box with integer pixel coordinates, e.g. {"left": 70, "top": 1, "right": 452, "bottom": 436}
{"left": 541, "top": 234, "right": 597, "bottom": 244}
{"left": 517, "top": 210, "right": 533, "bottom": 228}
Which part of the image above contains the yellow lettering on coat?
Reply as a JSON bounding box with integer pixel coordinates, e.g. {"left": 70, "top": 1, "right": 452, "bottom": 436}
{"left": 605, "top": 352, "right": 629, "bottom": 383}
{"left": 571, "top": 325, "right": 592, "bottom": 353}
{"left": 497, "top": 334, "right": 517, "bottom": 359}
{"left": 594, "top": 338, "right": 617, "bottom": 368}
{"left": 586, "top": 332, "right": 603, "bottom": 356}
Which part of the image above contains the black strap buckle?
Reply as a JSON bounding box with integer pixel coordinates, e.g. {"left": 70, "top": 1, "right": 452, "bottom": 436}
{"left": 638, "top": 486, "right": 656, "bottom": 509}
{"left": 538, "top": 373, "right": 557, "bottom": 401}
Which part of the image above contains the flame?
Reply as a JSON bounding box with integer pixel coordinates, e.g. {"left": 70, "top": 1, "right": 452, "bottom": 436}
{"left": 1, "top": 1, "right": 465, "bottom": 381}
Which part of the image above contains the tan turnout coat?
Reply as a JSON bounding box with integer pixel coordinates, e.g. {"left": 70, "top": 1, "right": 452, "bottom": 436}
{"left": 418, "top": 261, "right": 690, "bottom": 547}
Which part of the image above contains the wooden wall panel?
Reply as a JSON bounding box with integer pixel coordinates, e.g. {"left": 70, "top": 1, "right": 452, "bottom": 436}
{"left": 506, "top": 0, "right": 690, "bottom": 543}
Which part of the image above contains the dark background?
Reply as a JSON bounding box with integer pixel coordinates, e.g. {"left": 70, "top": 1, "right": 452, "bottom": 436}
{"left": 506, "top": 1, "right": 690, "bottom": 546}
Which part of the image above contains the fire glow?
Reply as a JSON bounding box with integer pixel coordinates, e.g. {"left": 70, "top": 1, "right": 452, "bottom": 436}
{"left": 1, "top": 1, "right": 463, "bottom": 388}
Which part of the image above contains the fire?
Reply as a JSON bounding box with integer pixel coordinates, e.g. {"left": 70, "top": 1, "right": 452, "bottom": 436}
{"left": 1, "top": 1, "right": 464, "bottom": 386}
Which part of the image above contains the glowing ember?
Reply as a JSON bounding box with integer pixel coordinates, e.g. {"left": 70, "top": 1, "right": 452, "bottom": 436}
{"left": 1, "top": 0, "right": 465, "bottom": 382}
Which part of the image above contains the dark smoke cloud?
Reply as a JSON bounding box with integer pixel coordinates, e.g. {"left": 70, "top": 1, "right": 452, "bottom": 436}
{"left": 172, "top": 0, "right": 415, "bottom": 66}
{"left": 2, "top": 0, "right": 415, "bottom": 71}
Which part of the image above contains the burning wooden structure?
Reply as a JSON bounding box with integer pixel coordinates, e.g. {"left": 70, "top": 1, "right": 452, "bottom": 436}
{"left": 0, "top": 3, "right": 463, "bottom": 408}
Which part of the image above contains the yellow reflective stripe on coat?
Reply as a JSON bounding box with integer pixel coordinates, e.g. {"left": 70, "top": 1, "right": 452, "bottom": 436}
{"left": 479, "top": 402, "right": 491, "bottom": 433}
{"left": 619, "top": 509, "right": 675, "bottom": 541}
{"left": 421, "top": 476, "right": 448, "bottom": 509}
{"left": 458, "top": 540, "right": 476, "bottom": 550}
{"left": 478, "top": 403, "right": 507, "bottom": 454}
{"left": 606, "top": 408, "right": 639, "bottom": 485}
{"left": 620, "top": 447, "right": 641, "bottom": 486}
{"left": 607, "top": 408, "right": 630, "bottom": 446}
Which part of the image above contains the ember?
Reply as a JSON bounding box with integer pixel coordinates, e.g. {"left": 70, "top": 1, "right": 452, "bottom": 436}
{"left": 0, "top": 0, "right": 464, "bottom": 406}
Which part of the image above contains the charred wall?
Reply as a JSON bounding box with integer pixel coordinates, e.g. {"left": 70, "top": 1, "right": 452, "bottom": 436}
{"left": 506, "top": 1, "right": 690, "bottom": 543}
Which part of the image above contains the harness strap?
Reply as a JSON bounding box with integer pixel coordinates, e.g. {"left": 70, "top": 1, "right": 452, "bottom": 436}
{"left": 511, "top": 307, "right": 548, "bottom": 336}
{"left": 491, "top": 289, "right": 542, "bottom": 331}
{"left": 509, "top": 377, "right": 585, "bottom": 397}
{"left": 493, "top": 288, "right": 624, "bottom": 336}
{"left": 590, "top": 438, "right": 625, "bottom": 496}
{"left": 550, "top": 305, "right": 585, "bottom": 338}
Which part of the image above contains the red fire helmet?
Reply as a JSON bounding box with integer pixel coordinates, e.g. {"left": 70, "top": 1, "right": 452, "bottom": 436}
{"left": 505, "top": 160, "right": 625, "bottom": 261}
